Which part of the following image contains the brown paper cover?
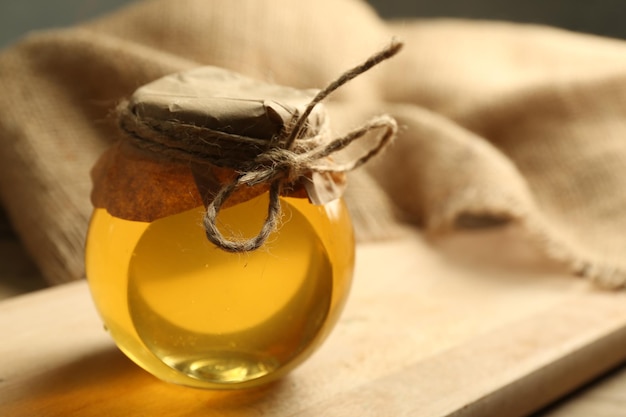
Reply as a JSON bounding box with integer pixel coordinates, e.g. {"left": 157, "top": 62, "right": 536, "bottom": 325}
{"left": 91, "top": 66, "right": 332, "bottom": 222}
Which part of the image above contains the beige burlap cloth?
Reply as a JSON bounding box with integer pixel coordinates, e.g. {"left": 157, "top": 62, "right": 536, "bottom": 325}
{"left": 1, "top": 0, "right": 626, "bottom": 288}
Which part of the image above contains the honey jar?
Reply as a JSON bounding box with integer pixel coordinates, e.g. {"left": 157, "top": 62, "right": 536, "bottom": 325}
{"left": 86, "top": 41, "right": 400, "bottom": 389}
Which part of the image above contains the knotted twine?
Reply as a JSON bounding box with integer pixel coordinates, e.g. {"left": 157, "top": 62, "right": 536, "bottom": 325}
{"left": 119, "top": 39, "right": 403, "bottom": 252}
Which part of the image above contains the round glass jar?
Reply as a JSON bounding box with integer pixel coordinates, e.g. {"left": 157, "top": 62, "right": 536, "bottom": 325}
{"left": 83, "top": 50, "right": 399, "bottom": 388}
{"left": 86, "top": 192, "right": 354, "bottom": 389}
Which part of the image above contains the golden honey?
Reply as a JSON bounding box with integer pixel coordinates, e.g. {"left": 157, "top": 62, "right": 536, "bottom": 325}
{"left": 85, "top": 193, "right": 354, "bottom": 389}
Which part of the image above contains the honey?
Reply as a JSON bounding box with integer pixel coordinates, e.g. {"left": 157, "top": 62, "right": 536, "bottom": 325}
{"left": 86, "top": 193, "right": 354, "bottom": 389}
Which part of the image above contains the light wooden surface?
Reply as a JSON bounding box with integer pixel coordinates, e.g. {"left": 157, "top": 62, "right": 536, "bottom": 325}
{"left": 2, "top": 227, "right": 626, "bottom": 416}
{"left": 536, "top": 364, "right": 626, "bottom": 417}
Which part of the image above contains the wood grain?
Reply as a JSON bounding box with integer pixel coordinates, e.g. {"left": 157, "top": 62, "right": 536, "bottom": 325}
{"left": 1, "top": 227, "right": 626, "bottom": 416}
{"left": 535, "top": 363, "right": 626, "bottom": 416}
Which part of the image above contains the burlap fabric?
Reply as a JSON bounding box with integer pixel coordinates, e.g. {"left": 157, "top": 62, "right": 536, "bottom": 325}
{"left": 1, "top": 0, "right": 626, "bottom": 288}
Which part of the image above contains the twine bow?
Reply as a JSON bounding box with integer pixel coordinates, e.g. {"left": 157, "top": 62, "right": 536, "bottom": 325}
{"left": 204, "top": 40, "right": 403, "bottom": 252}
{"left": 204, "top": 113, "right": 398, "bottom": 252}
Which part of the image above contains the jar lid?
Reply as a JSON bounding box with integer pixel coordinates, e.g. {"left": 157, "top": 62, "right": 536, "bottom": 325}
{"left": 91, "top": 66, "right": 324, "bottom": 223}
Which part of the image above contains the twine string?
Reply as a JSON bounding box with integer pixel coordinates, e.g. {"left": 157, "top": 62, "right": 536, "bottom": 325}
{"left": 120, "top": 39, "right": 404, "bottom": 252}
{"left": 203, "top": 178, "right": 284, "bottom": 253}
{"left": 284, "top": 38, "right": 404, "bottom": 149}
{"left": 203, "top": 114, "right": 398, "bottom": 252}
{"left": 203, "top": 41, "right": 403, "bottom": 252}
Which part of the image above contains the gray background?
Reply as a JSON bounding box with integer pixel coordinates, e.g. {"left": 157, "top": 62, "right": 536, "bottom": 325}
{"left": 1, "top": 0, "right": 625, "bottom": 49}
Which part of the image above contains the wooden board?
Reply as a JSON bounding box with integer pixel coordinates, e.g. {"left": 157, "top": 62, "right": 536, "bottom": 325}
{"left": 2, "top": 227, "right": 626, "bottom": 417}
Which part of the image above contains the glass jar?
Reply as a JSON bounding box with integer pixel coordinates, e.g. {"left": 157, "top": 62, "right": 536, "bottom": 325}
{"left": 86, "top": 190, "right": 354, "bottom": 389}
{"left": 83, "top": 45, "right": 399, "bottom": 387}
